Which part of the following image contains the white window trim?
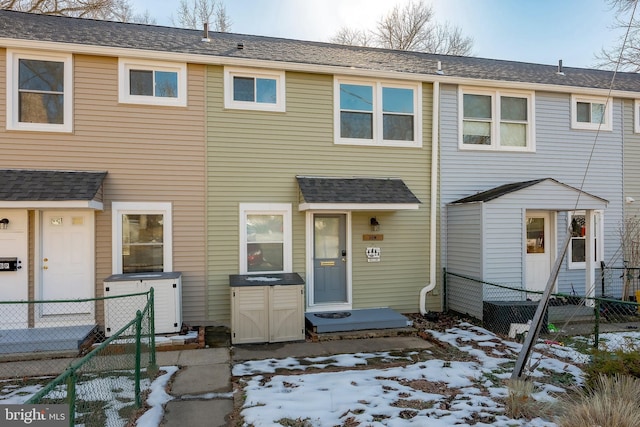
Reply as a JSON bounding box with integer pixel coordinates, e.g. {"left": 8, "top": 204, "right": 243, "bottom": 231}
{"left": 334, "top": 76, "right": 422, "bottom": 148}
{"left": 239, "top": 203, "right": 292, "bottom": 274}
{"left": 224, "top": 67, "right": 286, "bottom": 112}
{"left": 118, "top": 58, "right": 187, "bottom": 107}
{"left": 7, "top": 49, "right": 73, "bottom": 132}
{"left": 571, "top": 94, "right": 612, "bottom": 131}
{"left": 111, "top": 202, "right": 173, "bottom": 274}
{"left": 634, "top": 99, "right": 640, "bottom": 134}
{"left": 568, "top": 210, "right": 603, "bottom": 270}
{"left": 458, "top": 86, "right": 535, "bottom": 152}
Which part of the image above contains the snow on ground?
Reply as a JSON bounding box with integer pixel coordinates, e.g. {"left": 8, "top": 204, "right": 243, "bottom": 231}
{"left": 233, "top": 322, "right": 592, "bottom": 427}
{"left": 2, "top": 322, "right": 640, "bottom": 426}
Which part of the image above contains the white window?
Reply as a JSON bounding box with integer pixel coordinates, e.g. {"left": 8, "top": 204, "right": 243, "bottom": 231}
{"left": 7, "top": 50, "right": 73, "bottom": 132}
{"left": 459, "top": 87, "right": 534, "bottom": 151}
{"left": 119, "top": 58, "right": 187, "bottom": 106}
{"left": 239, "top": 203, "right": 292, "bottom": 274}
{"left": 568, "top": 210, "right": 603, "bottom": 269}
{"left": 571, "top": 95, "right": 612, "bottom": 131}
{"left": 224, "top": 67, "right": 285, "bottom": 112}
{"left": 634, "top": 99, "right": 640, "bottom": 134}
{"left": 334, "top": 77, "right": 422, "bottom": 148}
{"left": 112, "top": 202, "right": 173, "bottom": 274}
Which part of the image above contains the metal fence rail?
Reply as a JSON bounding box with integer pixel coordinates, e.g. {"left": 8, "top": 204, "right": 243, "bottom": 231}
{"left": 445, "top": 270, "right": 640, "bottom": 354}
{"left": 25, "top": 290, "right": 156, "bottom": 427}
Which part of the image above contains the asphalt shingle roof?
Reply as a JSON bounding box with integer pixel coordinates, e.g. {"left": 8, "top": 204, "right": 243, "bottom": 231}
{"left": 0, "top": 169, "right": 107, "bottom": 201}
{"left": 1, "top": 10, "right": 640, "bottom": 92}
{"left": 296, "top": 176, "right": 421, "bottom": 204}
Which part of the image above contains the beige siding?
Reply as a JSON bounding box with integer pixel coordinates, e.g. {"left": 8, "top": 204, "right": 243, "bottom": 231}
{"left": 207, "top": 67, "right": 436, "bottom": 323}
{"left": 0, "top": 50, "right": 207, "bottom": 323}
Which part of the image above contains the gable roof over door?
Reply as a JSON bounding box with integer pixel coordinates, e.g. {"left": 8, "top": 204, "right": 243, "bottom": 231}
{"left": 449, "top": 178, "right": 608, "bottom": 211}
{"left": 0, "top": 169, "right": 107, "bottom": 209}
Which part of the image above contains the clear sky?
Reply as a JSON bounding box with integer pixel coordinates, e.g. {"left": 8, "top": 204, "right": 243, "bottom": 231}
{"left": 127, "top": 0, "right": 626, "bottom": 69}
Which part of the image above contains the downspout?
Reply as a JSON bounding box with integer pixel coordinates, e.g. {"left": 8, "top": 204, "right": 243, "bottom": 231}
{"left": 420, "top": 81, "right": 439, "bottom": 315}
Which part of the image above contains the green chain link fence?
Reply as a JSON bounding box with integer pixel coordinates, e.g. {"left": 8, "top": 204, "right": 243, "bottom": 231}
{"left": 0, "top": 290, "right": 156, "bottom": 426}
{"left": 444, "top": 270, "right": 640, "bottom": 357}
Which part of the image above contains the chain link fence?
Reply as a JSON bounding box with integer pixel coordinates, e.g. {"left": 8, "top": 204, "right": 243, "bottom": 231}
{"left": 0, "top": 291, "right": 155, "bottom": 378}
{"left": 25, "top": 289, "right": 157, "bottom": 427}
{"left": 445, "top": 270, "right": 640, "bottom": 356}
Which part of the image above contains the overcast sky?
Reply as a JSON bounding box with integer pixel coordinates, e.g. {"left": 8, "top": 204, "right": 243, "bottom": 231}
{"left": 128, "top": 0, "right": 626, "bottom": 69}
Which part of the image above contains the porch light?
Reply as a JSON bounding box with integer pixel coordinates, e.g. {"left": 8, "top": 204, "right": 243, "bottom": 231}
{"left": 370, "top": 217, "right": 380, "bottom": 232}
{"left": 0, "top": 218, "right": 8, "bottom": 230}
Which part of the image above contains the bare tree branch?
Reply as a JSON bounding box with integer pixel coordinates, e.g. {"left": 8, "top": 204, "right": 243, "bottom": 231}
{"left": 328, "top": 0, "right": 473, "bottom": 55}
{"left": 595, "top": 0, "right": 640, "bottom": 70}
{"left": 0, "top": 0, "right": 156, "bottom": 23}
{"left": 172, "top": 0, "right": 231, "bottom": 31}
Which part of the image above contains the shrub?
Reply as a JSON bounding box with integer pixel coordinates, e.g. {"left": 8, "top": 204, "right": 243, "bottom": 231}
{"left": 584, "top": 344, "right": 640, "bottom": 389}
{"left": 557, "top": 374, "right": 640, "bottom": 427}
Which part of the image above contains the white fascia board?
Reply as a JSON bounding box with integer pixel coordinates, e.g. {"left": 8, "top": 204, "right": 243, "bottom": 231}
{"left": 298, "top": 203, "right": 420, "bottom": 211}
{"left": 0, "top": 200, "right": 104, "bottom": 210}
{"left": 3, "top": 38, "right": 637, "bottom": 99}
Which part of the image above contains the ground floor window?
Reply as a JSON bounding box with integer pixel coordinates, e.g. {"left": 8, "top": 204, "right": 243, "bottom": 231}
{"left": 112, "top": 202, "right": 172, "bottom": 273}
{"left": 568, "top": 210, "right": 603, "bottom": 269}
{"left": 239, "top": 203, "right": 292, "bottom": 274}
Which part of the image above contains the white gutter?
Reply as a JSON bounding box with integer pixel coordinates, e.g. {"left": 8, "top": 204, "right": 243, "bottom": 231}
{"left": 420, "top": 81, "right": 439, "bottom": 315}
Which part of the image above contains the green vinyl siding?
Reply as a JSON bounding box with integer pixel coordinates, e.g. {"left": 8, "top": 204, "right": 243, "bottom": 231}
{"left": 206, "top": 66, "right": 436, "bottom": 323}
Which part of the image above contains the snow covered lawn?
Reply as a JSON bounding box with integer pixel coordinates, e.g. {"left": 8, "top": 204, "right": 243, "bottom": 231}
{"left": 232, "top": 321, "right": 596, "bottom": 427}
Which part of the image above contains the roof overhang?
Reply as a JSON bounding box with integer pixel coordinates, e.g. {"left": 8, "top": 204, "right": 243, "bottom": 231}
{"left": 449, "top": 178, "right": 608, "bottom": 211}
{"left": 297, "top": 176, "right": 421, "bottom": 211}
{"left": 0, "top": 169, "right": 107, "bottom": 211}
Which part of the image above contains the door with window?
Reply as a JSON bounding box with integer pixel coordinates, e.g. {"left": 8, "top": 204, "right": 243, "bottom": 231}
{"left": 0, "top": 210, "right": 28, "bottom": 329}
{"left": 313, "top": 214, "right": 347, "bottom": 304}
{"left": 526, "top": 212, "right": 551, "bottom": 295}
{"left": 40, "top": 210, "right": 94, "bottom": 316}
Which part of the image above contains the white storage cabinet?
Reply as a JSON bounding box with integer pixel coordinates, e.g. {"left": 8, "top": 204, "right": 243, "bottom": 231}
{"left": 230, "top": 273, "right": 305, "bottom": 344}
{"left": 103, "top": 272, "right": 182, "bottom": 336}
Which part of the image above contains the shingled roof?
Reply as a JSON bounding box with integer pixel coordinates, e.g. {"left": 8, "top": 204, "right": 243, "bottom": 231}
{"left": 450, "top": 178, "right": 608, "bottom": 205}
{"left": 0, "top": 169, "right": 107, "bottom": 202}
{"left": 296, "top": 176, "right": 421, "bottom": 208}
{"left": 2, "top": 10, "right": 640, "bottom": 93}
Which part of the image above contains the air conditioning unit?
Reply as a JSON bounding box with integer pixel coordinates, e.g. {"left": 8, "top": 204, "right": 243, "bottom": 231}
{"left": 103, "top": 272, "right": 182, "bottom": 337}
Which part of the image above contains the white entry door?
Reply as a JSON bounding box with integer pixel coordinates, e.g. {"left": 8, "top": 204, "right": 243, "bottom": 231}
{"left": 526, "top": 212, "right": 552, "bottom": 296}
{"left": 0, "top": 210, "right": 28, "bottom": 329}
{"left": 40, "top": 211, "right": 94, "bottom": 319}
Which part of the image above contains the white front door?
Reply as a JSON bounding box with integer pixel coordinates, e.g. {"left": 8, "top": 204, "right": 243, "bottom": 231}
{"left": 526, "top": 212, "right": 552, "bottom": 296}
{"left": 39, "top": 210, "right": 94, "bottom": 322}
{"left": 0, "top": 210, "right": 28, "bottom": 329}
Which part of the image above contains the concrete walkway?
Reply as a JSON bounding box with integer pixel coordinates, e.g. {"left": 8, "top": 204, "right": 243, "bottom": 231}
{"left": 158, "top": 336, "right": 432, "bottom": 426}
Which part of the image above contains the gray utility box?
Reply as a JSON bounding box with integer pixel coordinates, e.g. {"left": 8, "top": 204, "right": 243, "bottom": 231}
{"left": 230, "top": 273, "right": 305, "bottom": 344}
{"left": 483, "top": 300, "right": 548, "bottom": 335}
{"left": 104, "top": 272, "right": 182, "bottom": 336}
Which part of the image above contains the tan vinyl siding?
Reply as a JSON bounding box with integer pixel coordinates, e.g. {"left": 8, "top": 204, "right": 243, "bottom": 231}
{"left": 207, "top": 67, "right": 435, "bottom": 323}
{"left": 0, "top": 51, "right": 207, "bottom": 323}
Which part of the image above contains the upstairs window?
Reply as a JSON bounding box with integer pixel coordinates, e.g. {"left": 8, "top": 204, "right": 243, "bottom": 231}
{"left": 119, "top": 58, "right": 186, "bottom": 106}
{"left": 7, "top": 50, "right": 72, "bottom": 132}
{"left": 634, "top": 99, "right": 640, "bottom": 134}
{"left": 224, "top": 67, "right": 285, "bottom": 112}
{"left": 335, "top": 77, "right": 421, "bottom": 147}
{"left": 459, "top": 87, "right": 534, "bottom": 151}
{"left": 571, "top": 95, "right": 612, "bottom": 131}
